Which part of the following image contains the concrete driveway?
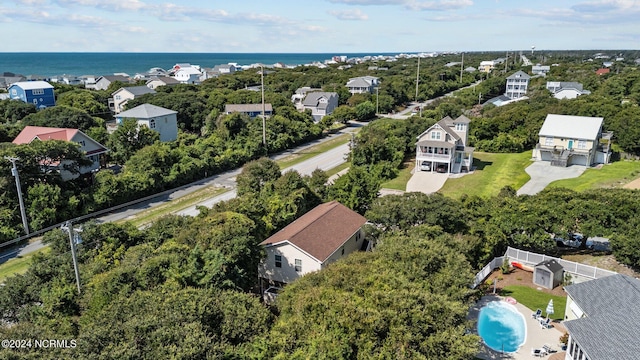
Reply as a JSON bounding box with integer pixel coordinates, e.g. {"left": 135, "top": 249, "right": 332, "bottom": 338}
{"left": 517, "top": 162, "right": 586, "bottom": 196}
{"left": 406, "top": 171, "right": 449, "bottom": 194}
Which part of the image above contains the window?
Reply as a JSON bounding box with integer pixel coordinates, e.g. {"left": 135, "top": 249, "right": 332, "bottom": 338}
{"left": 545, "top": 137, "right": 553, "bottom": 146}
{"left": 115, "top": 95, "right": 121, "bottom": 100}
{"left": 275, "top": 255, "right": 282, "bottom": 268}
{"left": 341, "top": 248, "right": 345, "bottom": 255}
{"left": 149, "top": 119, "right": 156, "bottom": 129}
{"left": 32, "top": 89, "right": 44, "bottom": 95}
{"left": 577, "top": 140, "right": 587, "bottom": 149}
{"left": 77, "top": 140, "right": 85, "bottom": 146}
{"left": 430, "top": 131, "right": 441, "bottom": 140}
{"left": 294, "top": 259, "right": 302, "bottom": 272}
{"left": 455, "top": 123, "right": 465, "bottom": 131}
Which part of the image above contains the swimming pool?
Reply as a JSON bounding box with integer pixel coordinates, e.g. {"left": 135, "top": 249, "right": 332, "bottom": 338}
{"left": 477, "top": 301, "right": 526, "bottom": 353}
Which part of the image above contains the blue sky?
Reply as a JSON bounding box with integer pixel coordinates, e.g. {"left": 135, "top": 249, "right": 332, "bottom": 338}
{"left": 2, "top": 0, "right": 639, "bottom": 53}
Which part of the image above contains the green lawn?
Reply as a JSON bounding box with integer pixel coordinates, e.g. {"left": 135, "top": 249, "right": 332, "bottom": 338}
{"left": 547, "top": 160, "right": 640, "bottom": 191}
{"left": 439, "top": 151, "right": 532, "bottom": 199}
{"left": 0, "top": 246, "right": 50, "bottom": 282}
{"left": 277, "top": 133, "right": 352, "bottom": 169}
{"left": 500, "top": 285, "right": 566, "bottom": 321}
{"left": 380, "top": 160, "right": 415, "bottom": 191}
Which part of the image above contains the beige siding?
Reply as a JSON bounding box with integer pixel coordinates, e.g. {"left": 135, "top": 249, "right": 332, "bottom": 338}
{"left": 259, "top": 243, "right": 320, "bottom": 284}
{"left": 323, "top": 228, "right": 364, "bottom": 266}
{"left": 540, "top": 137, "right": 594, "bottom": 151}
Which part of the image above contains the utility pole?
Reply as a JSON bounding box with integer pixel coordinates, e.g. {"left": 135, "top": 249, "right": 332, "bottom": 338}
{"left": 260, "top": 65, "right": 266, "bottom": 150}
{"left": 62, "top": 221, "right": 82, "bottom": 294}
{"left": 5, "top": 156, "right": 29, "bottom": 235}
{"left": 478, "top": 93, "right": 482, "bottom": 105}
{"left": 375, "top": 87, "right": 379, "bottom": 115}
{"left": 460, "top": 52, "right": 464, "bottom": 83}
{"left": 415, "top": 56, "right": 420, "bottom": 101}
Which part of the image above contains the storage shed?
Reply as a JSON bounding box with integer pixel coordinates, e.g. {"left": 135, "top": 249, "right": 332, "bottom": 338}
{"left": 533, "top": 259, "right": 564, "bottom": 289}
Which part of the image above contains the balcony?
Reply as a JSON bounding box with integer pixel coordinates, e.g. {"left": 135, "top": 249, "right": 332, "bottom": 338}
{"left": 417, "top": 151, "right": 452, "bottom": 161}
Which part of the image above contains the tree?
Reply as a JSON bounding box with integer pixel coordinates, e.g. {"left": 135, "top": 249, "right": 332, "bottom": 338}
{"left": 107, "top": 118, "right": 160, "bottom": 164}
{"left": 235, "top": 157, "right": 281, "bottom": 196}
{"left": 22, "top": 105, "right": 98, "bottom": 131}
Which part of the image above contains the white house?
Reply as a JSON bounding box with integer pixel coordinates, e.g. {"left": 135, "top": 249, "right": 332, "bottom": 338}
{"left": 415, "top": 115, "right": 474, "bottom": 174}
{"left": 171, "top": 63, "right": 202, "bottom": 84}
{"left": 114, "top": 103, "right": 178, "bottom": 142}
{"left": 532, "top": 114, "right": 612, "bottom": 167}
{"left": 562, "top": 274, "right": 640, "bottom": 360}
{"left": 546, "top": 82, "right": 591, "bottom": 99}
{"left": 505, "top": 70, "right": 530, "bottom": 99}
{"left": 531, "top": 65, "right": 551, "bottom": 76}
{"left": 346, "top": 76, "right": 379, "bottom": 94}
{"left": 12, "top": 126, "right": 107, "bottom": 180}
{"left": 258, "top": 201, "right": 368, "bottom": 293}
{"left": 291, "top": 87, "right": 322, "bottom": 109}
{"left": 109, "top": 86, "right": 156, "bottom": 114}
{"left": 301, "top": 92, "right": 339, "bottom": 122}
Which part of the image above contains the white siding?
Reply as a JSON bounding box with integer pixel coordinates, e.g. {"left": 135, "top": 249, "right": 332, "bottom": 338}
{"left": 259, "top": 243, "right": 321, "bottom": 284}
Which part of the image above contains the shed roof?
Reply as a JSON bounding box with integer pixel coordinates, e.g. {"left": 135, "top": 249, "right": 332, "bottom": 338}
{"left": 535, "top": 259, "right": 563, "bottom": 273}
{"left": 260, "top": 201, "right": 367, "bottom": 263}
{"left": 538, "top": 114, "right": 603, "bottom": 141}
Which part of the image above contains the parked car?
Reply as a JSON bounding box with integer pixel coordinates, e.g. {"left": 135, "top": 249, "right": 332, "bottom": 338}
{"left": 420, "top": 161, "right": 431, "bottom": 171}
{"left": 435, "top": 164, "right": 447, "bottom": 173}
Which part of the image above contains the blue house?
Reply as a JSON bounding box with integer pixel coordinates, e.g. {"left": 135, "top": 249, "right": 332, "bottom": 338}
{"left": 9, "top": 81, "right": 56, "bottom": 109}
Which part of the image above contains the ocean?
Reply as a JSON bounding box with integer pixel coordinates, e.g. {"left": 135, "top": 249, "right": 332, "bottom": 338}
{"left": 0, "top": 52, "right": 399, "bottom": 78}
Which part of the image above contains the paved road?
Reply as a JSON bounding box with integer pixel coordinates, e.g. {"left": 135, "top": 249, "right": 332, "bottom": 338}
{"left": 517, "top": 162, "right": 586, "bottom": 195}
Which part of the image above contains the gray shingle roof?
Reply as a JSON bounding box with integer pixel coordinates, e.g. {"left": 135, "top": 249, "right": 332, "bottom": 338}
{"left": 225, "top": 103, "right": 273, "bottom": 113}
{"left": 564, "top": 274, "right": 640, "bottom": 360}
{"left": 538, "top": 114, "right": 603, "bottom": 141}
{"left": 302, "top": 92, "right": 337, "bottom": 107}
{"left": 507, "top": 70, "right": 531, "bottom": 80}
{"left": 116, "top": 103, "right": 176, "bottom": 119}
{"left": 535, "top": 259, "right": 563, "bottom": 273}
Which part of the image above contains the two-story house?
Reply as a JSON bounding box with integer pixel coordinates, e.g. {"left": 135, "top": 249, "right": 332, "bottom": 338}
{"left": 89, "top": 75, "right": 130, "bottom": 90}
{"left": 112, "top": 103, "right": 178, "bottom": 142}
{"left": 505, "top": 70, "right": 530, "bottom": 99}
{"left": 146, "top": 76, "right": 180, "bottom": 90}
{"left": 224, "top": 103, "right": 273, "bottom": 119}
{"left": 562, "top": 274, "right": 640, "bottom": 360}
{"left": 258, "top": 201, "right": 368, "bottom": 297}
{"left": 171, "top": 63, "right": 202, "bottom": 84}
{"left": 346, "top": 76, "right": 379, "bottom": 94}
{"left": 415, "top": 115, "right": 474, "bottom": 174}
{"left": 12, "top": 126, "right": 107, "bottom": 180}
{"left": 8, "top": 81, "right": 56, "bottom": 109}
{"left": 533, "top": 114, "right": 612, "bottom": 167}
{"left": 479, "top": 60, "right": 496, "bottom": 73}
{"left": 546, "top": 82, "right": 591, "bottom": 99}
{"left": 301, "top": 92, "right": 339, "bottom": 122}
{"left": 109, "top": 86, "right": 156, "bottom": 114}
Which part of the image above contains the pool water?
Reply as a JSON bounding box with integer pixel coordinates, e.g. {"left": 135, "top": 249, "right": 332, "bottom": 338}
{"left": 477, "top": 301, "right": 526, "bottom": 353}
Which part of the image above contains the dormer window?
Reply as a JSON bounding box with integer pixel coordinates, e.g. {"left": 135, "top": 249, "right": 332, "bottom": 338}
{"left": 430, "top": 131, "right": 441, "bottom": 140}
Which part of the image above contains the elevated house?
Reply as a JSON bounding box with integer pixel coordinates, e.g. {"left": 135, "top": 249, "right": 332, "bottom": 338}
{"left": 531, "top": 65, "right": 551, "bottom": 76}
{"left": 111, "top": 103, "right": 178, "bottom": 142}
{"left": 224, "top": 103, "right": 273, "bottom": 119}
{"left": 505, "top": 70, "right": 530, "bottom": 99}
{"left": 258, "top": 201, "right": 368, "bottom": 298}
{"left": 91, "top": 75, "right": 131, "bottom": 91}
{"left": 563, "top": 274, "right": 640, "bottom": 360}
{"left": 546, "top": 82, "right": 591, "bottom": 99}
{"left": 170, "top": 63, "right": 202, "bottom": 84}
{"left": 109, "top": 86, "right": 156, "bottom": 114}
{"left": 291, "top": 87, "right": 322, "bottom": 109}
{"left": 12, "top": 126, "right": 107, "bottom": 180}
{"left": 532, "top": 114, "right": 612, "bottom": 167}
{"left": 346, "top": 76, "right": 379, "bottom": 94}
{"left": 8, "top": 81, "right": 55, "bottom": 109}
{"left": 301, "top": 91, "right": 339, "bottom": 122}
{"left": 479, "top": 60, "right": 496, "bottom": 73}
{"left": 146, "top": 76, "right": 180, "bottom": 90}
{"left": 415, "top": 115, "right": 474, "bottom": 174}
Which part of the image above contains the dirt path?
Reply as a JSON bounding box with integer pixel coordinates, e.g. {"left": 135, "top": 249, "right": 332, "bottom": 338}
{"left": 623, "top": 176, "right": 640, "bottom": 189}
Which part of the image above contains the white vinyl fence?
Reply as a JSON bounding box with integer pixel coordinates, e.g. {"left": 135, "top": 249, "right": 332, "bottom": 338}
{"left": 472, "top": 247, "right": 617, "bottom": 288}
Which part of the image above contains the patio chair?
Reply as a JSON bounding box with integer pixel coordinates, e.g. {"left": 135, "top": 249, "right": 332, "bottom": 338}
{"left": 540, "top": 318, "right": 553, "bottom": 329}
{"left": 543, "top": 344, "right": 555, "bottom": 353}
{"left": 531, "top": 348, "right": 548, "bottom": 357}
{"left": 531, "top": 308, "right": 542, "bottom": 319}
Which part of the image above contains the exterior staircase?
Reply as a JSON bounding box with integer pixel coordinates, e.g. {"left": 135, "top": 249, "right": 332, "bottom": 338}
{"left": 551, "top": 149, "right": 570, "bottom": 167}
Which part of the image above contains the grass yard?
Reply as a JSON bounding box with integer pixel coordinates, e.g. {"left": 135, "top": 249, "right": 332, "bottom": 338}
{"left": 500, "top": 285, "right": 566, "bottom": 321}
{"left": 547, "top": 160, "right": 640, "bottom": 191}
{"left": 0, "top": 246, "right": 50, "bottom": 282}
{"left": 277, "top": 133, "right": 352, "bottom": 169}
{"left": 439, "top": 151, "right": 532, "bottom": 199}
{"left": 380, "top": 159, "right": 415, "bottom": 191}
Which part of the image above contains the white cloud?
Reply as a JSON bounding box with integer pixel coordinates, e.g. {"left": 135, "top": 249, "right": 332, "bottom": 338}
{"left": 329, "top": 9, "right": 369, "bottom": 20}
{"left": 327, "top": 0, "right": 473, "bottom": 10}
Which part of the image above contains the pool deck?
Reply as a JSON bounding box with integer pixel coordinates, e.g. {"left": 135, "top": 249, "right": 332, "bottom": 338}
{"left": 470, "top": 295, "right": 565, "bottom": 360}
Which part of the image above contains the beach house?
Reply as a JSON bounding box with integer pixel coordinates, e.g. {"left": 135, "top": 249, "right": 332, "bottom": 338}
{"left": 258, "top": 201, "right": 368, "bottom": 298}
{"left": 109, "top": 86, "right": 156, "bottom": 114}
{"left": 415, "top": 115, "right": 474, "bottom": 174}
{"left": 12, "top": 126, "right": 107, "bottom": 180}
{"left": 346, "top": 76, "right": 379, "bottom": 94}
{"left": 8, "top": 81, "right": 56, "bottom": 109}
{"left": 113, "top": 103, "right": 178, "bottom": 142}
{"left": 301, "top": 91, "right": 339, "bottom": 122}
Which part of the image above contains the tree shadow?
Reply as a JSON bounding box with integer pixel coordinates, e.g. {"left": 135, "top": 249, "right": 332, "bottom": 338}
{"left": 473, "top": 159, "right": 493, "bottom": 171}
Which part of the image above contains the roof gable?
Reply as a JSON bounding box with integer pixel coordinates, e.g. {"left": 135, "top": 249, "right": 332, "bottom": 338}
{"left": 117, "top": 103, "right": 177, "bottom": 119}
{"left": 12, "top": 126, "right": 107, "bottom": 154}
{"left": 260, "top": 201, "right": 367, "bottom": 262}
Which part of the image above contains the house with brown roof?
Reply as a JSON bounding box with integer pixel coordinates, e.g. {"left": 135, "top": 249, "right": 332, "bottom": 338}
{"left": 13, "top": 126, "right": 108, "bottom": 180}
{"left": 595, "top": 68, "right": 610, "bottom": 76}
{"left": 258, "top": 201, "right": 368, "bottom": 294}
